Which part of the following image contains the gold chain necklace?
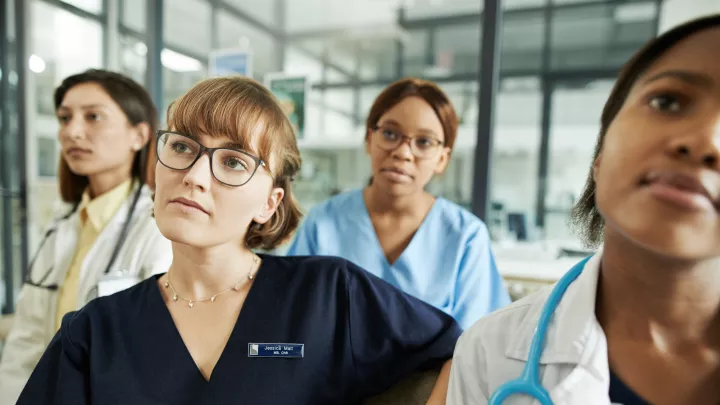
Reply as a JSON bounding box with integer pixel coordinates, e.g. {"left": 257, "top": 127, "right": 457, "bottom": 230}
{"left": 163, "top": 254, "right": 259, "bottom": 308}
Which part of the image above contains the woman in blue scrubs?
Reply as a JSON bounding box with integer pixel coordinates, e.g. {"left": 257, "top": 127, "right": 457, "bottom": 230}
{"left": 447, "top": 15, "right": 720, "bottom": 405}
{"left": 17, "top": 76, "right": 461, "bottom": 405}
{"left": 287, "top": 78, "right": 510, "bottom": 329}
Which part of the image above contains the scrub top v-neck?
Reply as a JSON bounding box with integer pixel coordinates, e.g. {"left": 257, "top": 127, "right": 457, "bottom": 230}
{"left": 18, "top": 255, "right": 462, "bottom": 405}
{"left": 609, "top": 369, "right": 651, "bottom": 405}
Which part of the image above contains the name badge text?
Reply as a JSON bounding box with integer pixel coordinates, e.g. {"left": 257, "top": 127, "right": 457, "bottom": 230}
{"left": 248, "top": 343, "right": 304, "bottom": 358}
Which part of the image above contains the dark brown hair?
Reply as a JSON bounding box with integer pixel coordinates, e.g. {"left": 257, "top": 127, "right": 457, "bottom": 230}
{"left": 55, "top": 69, "right": 158, "bottom": 203}
{"left": 571, "top": 15, "right": 720, "bottom": 247}
{"left": 366, "top": 77, "right": 459, "bottom": 149}
{"left": 165, "top": 76, "right": 302, "bottom": 251}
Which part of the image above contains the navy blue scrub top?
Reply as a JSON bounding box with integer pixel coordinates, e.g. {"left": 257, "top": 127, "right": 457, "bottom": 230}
{"left": 18, "top": 255, "right": 462, "bottom": 405}
{"left": 609, "top": 369, "right": 650, "bottom": 405}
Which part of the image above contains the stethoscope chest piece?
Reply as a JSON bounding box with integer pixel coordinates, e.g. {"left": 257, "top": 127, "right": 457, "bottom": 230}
{"left": 490, "top": 379, "right": 553, "bottom": 404}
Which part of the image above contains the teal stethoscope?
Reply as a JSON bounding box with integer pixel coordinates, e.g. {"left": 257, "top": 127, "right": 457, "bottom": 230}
{"left": 488, "top": 256, "right": 591, "bottom": 405}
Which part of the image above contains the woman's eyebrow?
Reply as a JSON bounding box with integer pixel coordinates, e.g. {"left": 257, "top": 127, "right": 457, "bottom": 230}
{"left": 642, "top": 70, "right": 715, "bottom": 89}
{"left": 179, "top": 131, "right": 200, "bottom": 141}
{"left": 378, "top": 119, "right": 402, "bottom": 129}
{"left": 221, "top": 142, "right": 243, "bottom": 149}
{"left": 416, "top": 128, "right": 439, "bottom": 137}
{"left": 58, "top": 104, "right": 109, "bottom": 111}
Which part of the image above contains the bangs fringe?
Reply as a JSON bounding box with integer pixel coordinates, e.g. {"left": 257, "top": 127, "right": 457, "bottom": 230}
{"left": 166, "top": 77, "right": 289, "bottom": 169}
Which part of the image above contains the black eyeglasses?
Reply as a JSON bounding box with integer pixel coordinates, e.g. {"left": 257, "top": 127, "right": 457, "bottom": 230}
{"left": 372, "top": 126, "right": 444, "bottom": 159}
{"left": 156, "top": 130, "right": 269, "bottom": 187}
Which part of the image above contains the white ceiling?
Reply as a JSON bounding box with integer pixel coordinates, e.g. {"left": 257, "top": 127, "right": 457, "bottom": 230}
{"left": 283, "top": 0, "right": 649, "bottom": 32}
{"left": 30, "top": 0, "right": 657, "bottom": 84}
{"left": 223, "top": 0, "right": 277, "bottom": 27}
{"left": 283, "top": 0, "right": 608, "bottom": 32}
{"left": 285, "top": 0, "right": 401, "bottom": 32}
{"left": 42, "top": 0, "right": 658, "bottom": 60}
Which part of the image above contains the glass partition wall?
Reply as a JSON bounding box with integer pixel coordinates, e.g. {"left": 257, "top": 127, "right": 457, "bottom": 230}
{"left": 0, "top": 0, "right": 662, "bottom": 307}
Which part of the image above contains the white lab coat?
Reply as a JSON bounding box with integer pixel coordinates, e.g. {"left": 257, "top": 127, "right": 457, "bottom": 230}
{"left": 447, "top": 251, "right": 615, "bottom": 405}
{"left": 0, "top": 183, "right": 172, "bottom": 405}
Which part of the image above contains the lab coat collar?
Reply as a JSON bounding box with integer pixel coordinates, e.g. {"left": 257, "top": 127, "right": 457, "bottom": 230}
{"left": 79, "top": 179, "right": 133, "bottom": 231}
{"left": 505, "top": 249, "right": 604, "bottom": 367}
{"left": 502, "top": 249, "right": 612, "bottom": 404}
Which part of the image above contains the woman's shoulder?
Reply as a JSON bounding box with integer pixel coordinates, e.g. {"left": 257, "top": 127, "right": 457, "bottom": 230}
{"left": 304, "top": 189, "right": 364, "bottom": 221}
{"left": 71, "top": 276, "right": 159, "bottom": 327}
{"left": 47, "top": 200, "right": 78, "bottom": 225}
{"left": 263, "top": 254, "right": 356, "bottom": 278}
{"left": 456, "top": 286, "right": 552, "bottom": 357}
{"left": 54, "top": 278, "right": 152, "bottom": 354}
{"left": 431, "top": 197, "right": 490, "bottom": 239}
{"left": 265, "top": 254, "right": 450, "bottom": 322}
{"left": 262, "top": 254, "right": 386, "bottom": 293}
{"left": 450, "top": 286, "right": 562, "bottom": 401}
{"left": 266, "top": 254, "right": 415, "bottom": 298}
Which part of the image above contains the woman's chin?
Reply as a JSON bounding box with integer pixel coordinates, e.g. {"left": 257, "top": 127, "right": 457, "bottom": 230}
{"left": 374, "top": 177, "right": 422, "bottom": 197}
{"left": 157, "top": 220, "right": 205, "bottom": 247}
{"left": 65, "top": 162, "right": 99, "bottom": 176}
{"left": 613, "top": 221, "right": 720, "bottom": 262}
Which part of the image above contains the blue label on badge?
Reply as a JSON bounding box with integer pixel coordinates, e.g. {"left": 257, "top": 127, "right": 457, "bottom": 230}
{"left": 248, "top": 343, "right": 304, "bottom": 358}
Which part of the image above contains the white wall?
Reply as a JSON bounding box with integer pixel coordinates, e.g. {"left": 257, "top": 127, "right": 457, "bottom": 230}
{"left": 659, "top": 0, "right": 720, "bottom": 33}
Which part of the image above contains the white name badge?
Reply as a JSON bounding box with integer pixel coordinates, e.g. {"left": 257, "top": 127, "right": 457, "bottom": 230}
{"left": 97, "top": 274, "right": 141, "bottom": 297}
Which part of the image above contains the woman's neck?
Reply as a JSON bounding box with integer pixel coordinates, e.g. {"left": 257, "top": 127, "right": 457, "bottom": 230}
{"left": 168, "top": 242, "right": 258, "bottom": 299}
{"left": 87, "top": 168, "right": 133, "bottom": 199}
{"left": 364, "top": 184, "right": 433, "bottom": 217}
{"left": 597, "top": 230, "right": 720, "bottom": 348}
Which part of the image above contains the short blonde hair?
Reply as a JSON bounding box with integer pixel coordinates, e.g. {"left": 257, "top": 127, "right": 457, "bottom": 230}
{"left": 166, "top": 76, "right": 303, "bottom": 250}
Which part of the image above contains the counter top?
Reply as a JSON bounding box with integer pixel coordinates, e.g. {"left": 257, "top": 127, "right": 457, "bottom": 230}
{"left": 496, "top": 257, "right": 579, "bottom": 282}
{"left": 492, "top": 241, "right": 593, "bottom": 283}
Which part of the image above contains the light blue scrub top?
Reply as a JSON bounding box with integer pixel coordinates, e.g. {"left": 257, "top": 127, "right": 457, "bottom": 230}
{"left": 287, "top": 189, "right": 511, "bottom": 329}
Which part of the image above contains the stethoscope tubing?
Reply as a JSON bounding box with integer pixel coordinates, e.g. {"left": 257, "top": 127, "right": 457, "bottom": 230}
{"left": 488, "top": 256, "right": 591, "bottom": 405}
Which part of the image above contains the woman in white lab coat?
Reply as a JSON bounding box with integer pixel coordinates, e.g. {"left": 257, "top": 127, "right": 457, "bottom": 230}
{"left": 0, "top": 69, "right": 172, "bottom": 405}
{"left": 447, "top": 14, "right": 720, "bottom": 405}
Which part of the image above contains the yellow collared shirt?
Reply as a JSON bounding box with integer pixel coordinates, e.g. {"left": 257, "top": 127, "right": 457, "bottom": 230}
{"left": 55, "top": 179, "right": 133, "bottom": 330}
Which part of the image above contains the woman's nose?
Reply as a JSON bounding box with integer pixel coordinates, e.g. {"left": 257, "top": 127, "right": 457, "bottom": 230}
{"left": 183, "top": 153, "right": 213, "bottom": 190}
{"left": 59, "top": 118, "right": 84, "bottom": 140}
{"left": 669, "top": 120, "right": 720, "bottom": 169}
{"left": 391, "top": 138, "right": 414, "bottom": 161}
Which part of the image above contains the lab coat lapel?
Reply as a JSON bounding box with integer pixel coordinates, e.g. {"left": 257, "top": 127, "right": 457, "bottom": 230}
{"left": 505, "top": 252, "right": 602, "bottom": 364}
{"left": 53, "top": 212, "right": 80, "bottom": 287}
{"left": 77, "top": 185, "right": 138, "bottom": 304}
{"left": 547, "top": 320, "right": 611, "bottom": 405}
{"left": 44, "top": 211, "right": 79, "bottom": 338}
{"left": 505, "top": 251, "right": 613, "bottom": 405}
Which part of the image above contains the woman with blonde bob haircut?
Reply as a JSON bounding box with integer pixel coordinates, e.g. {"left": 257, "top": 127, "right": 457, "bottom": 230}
{"left": 18, "top": 76, "right": 462, "bottom": 405}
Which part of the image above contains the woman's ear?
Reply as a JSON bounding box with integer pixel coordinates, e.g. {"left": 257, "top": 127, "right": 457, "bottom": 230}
{"left": 433, "top": 147, "right": 451, "bottom": 174}
{"left": 365, "top": 128, "right": 373, "bottom": 154}
{"left": 592, "top": 153, "right": 602, "bottom": 181}
{"left": 253, "top": 187, "right": 285, "bottom": 224}
{"left": 132, "top": 122, "right": 151, "bottom": 151}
